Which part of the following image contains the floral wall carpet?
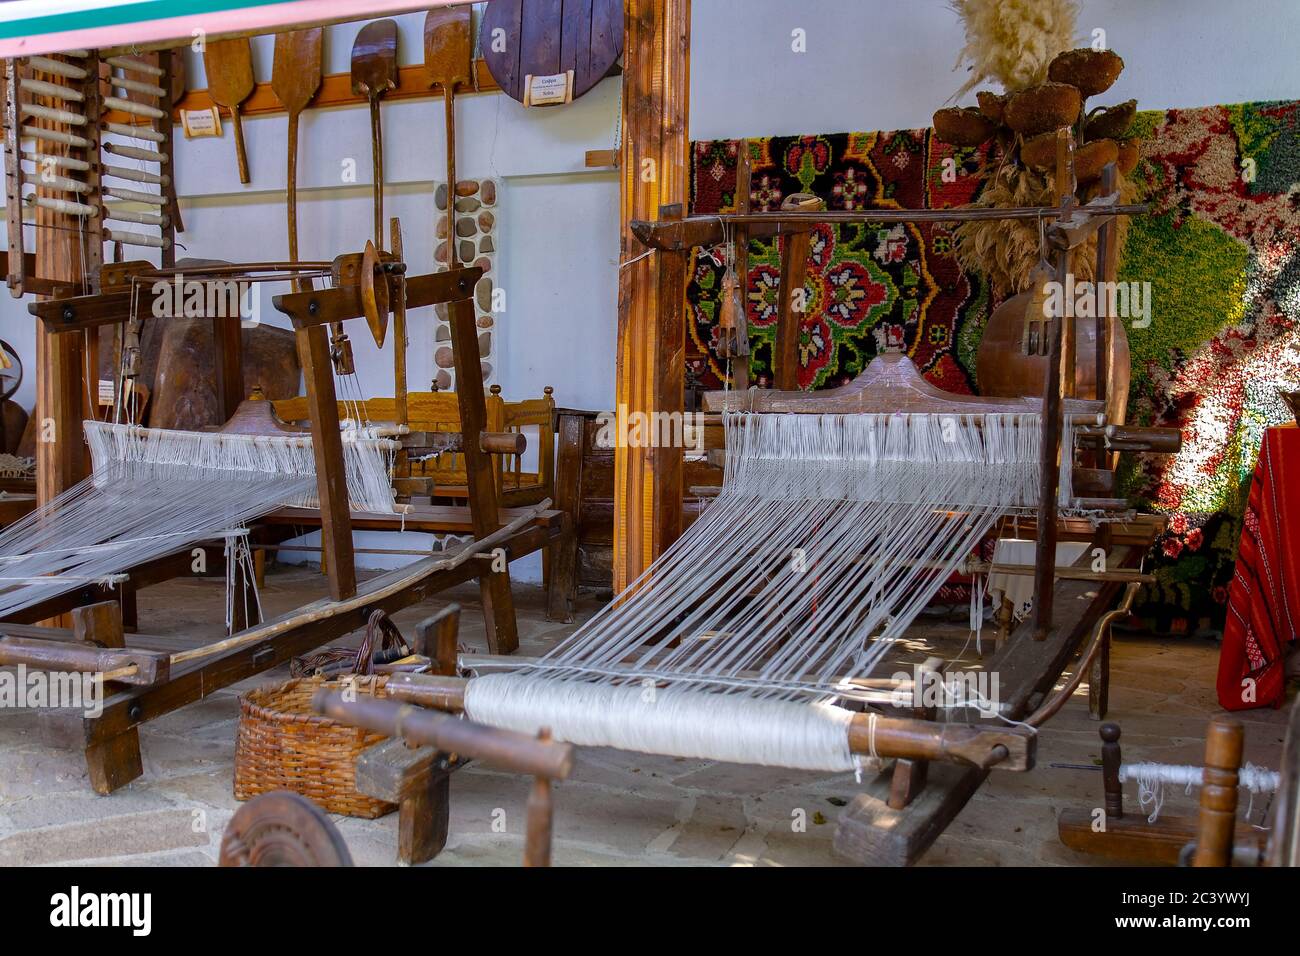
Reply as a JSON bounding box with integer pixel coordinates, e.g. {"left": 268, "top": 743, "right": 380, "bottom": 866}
{"left": 687, "top": 101, "right": 1300, "bottom": 634}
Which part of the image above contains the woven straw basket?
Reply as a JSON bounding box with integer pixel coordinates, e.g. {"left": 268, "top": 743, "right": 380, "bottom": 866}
{"left": 234, "top": 674, "right": 396, "bottom": 819}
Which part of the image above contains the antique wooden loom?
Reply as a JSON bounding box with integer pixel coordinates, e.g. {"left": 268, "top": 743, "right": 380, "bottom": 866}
{"left": 345, "top": 133, "right": 1184, "bottom": 866}
{"left": 0, "top": 43, "right": 574, "bottom": 794}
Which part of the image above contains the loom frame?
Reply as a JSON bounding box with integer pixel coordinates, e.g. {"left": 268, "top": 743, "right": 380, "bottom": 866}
{"left": 2, "top": 249, "right": 570, "bottom": 795}
{"left": 476, "top": 132, "right": 1175, "bottom": 865}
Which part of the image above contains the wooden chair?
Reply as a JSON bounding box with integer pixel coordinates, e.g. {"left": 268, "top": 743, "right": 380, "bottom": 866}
{"left": 272, "top": 386, "right": 555, "bottom": 507}
{"left": 273, "top": 386, "right": 561, "bottom": 594}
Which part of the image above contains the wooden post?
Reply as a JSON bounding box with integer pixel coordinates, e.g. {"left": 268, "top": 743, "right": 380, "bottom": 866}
{"left": 549, "top": 410, "right": 587, "bottom": 622}
{"left": 730, "top": 139, "right": 752, "bottom": 391}
{"left": 447, "top": 296, "right": 517, "bottom": 655}
{"left": 213, "top": 315, "right": 244, "bottom": 424}
{"left": 297, "top": 323, "right": 356, "bottom": 600}
{"left": 523, "top": 728, "right": 556, "bottom": 867}
{"left": 1031, "top": 129, "right": 1075, "bottom": 639}
{"left": 414, "top": 603, "right": 460, "bottom": 677}
{"left": 74, "top": 601, "right": 143, "bottom": 794}
{"left": 1101, "top": 722, "right": 1123, "bottom": 819}
{"left": 775, "top": 232, "right": 811, "bottom": 391}
{"left": 1193, "top": 716, "right": 1244, "bottom": 867}
{"left": 613, "top": 0, "right": 690, "bottom": 591}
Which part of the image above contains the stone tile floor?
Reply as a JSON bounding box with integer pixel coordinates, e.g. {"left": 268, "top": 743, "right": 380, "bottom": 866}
{"left": 0, "top": 565, "right": 1291, "bottom": 866}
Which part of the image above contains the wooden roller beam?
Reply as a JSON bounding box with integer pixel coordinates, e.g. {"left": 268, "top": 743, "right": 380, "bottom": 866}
{"left": 0, "top": 635, "right": 169, "bottom": 686}
{"left": 274, "top": 266, "right": 481, "bottom": 330}
{"left": 313, "top": 691, "right": 574, "bottom": 780}
{"left": 382, "top": 673, "right": 1035, "bottom": 771}
{"left": 629, "top": 202, "right": 1149, "bottom": 252}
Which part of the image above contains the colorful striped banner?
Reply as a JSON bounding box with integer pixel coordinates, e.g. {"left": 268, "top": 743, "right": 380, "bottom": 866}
{"left": 0, "top": 0, "right": 454, "bottom": 57}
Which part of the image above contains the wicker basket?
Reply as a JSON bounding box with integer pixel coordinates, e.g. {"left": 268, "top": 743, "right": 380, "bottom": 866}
{"left": 234, "top": 674, "right": 396, "bottom": 819}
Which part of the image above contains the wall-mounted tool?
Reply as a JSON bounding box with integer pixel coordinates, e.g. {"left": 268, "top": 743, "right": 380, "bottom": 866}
{"left": 202, "top": 36, "right": 255, "bottom": 184}
{"left": 350, "top": 20, "right": 399, "bottom": 247}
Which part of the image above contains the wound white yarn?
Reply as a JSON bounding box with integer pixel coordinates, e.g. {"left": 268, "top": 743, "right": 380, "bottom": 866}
{"left": 1120, "top": 761, "right": 1282, "bottom": 823}
{"left": 465, "top": 673, "right": 858, "bottom": 772}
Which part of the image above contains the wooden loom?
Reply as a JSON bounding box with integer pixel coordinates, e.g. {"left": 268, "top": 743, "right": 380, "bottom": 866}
{"left": 366, "top": 132, "right": 1183, "bottom": 867}
{"left": 0, "top": 224, "right": 569, "bottom": 794}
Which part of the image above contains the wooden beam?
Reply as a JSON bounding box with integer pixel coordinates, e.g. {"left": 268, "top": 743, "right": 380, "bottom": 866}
{"left": 447, "top": 295, "right": 517, "bottom": 655}
{"left": 296, "top": 323, "right": 355, "bottom": 600}
{"left": 613, "top": 0, "right": 691, "bottom": 590}
{"left": 272, "top": 266, "right": 481, "bottom": 330}
{"left": 628, "top": 203, "right": 1149, "bottom": 251}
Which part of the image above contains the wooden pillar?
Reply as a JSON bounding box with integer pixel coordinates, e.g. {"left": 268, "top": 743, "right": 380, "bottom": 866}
{"left": 1032, "top": 129, "right": 1076, "bottom": 639}
{"left": 448, "top": 296, "right": 517, "bottom": 655}
{"left": 297, "top": 324, "right": 356, "bottom": 601}
{"left": 613, "top": 0, "right": 691, "bottom": 590}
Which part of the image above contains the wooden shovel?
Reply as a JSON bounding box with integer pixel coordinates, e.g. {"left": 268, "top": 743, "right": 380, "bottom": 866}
{"left": 272, "top": 28, "right": 323, "bottom": 283}
{"left": 351, "top": 20, "right": 399, "bottom": 248}
{"left": 203, "top": 37, "right": 255, "bottom": 184}
{"left": 424, "top": 6, "right": 473, "bottom": 268}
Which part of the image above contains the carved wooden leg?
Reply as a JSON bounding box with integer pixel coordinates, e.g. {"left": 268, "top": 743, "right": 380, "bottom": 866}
{"left": 1193, "top": 717, "right": 1243, "bottom": 867}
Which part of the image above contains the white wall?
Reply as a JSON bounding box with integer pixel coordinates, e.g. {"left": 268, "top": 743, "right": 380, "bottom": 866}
{"left": 688, "top": 0, "right": 1300, "bottom": 140}
{"left": 3, "top": 0, "right": 1298, "bottom": 572}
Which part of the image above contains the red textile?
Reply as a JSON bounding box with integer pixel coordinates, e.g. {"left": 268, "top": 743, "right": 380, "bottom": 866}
{"left": 1217, "top": 426, "right": 1300, "bottom": 710}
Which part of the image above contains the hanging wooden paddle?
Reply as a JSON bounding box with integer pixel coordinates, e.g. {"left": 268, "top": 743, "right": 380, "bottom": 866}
{"left": 203, "top": 37, "right": 255, "bottom": 184}
{"left": 272, "top": 28, "right": 323, "bottom": 287}
{"left": 351, "top": 20, "right": 399, "bottom": 248}
{"left": 424, "top": 5, "right": 472, "bottom": 268}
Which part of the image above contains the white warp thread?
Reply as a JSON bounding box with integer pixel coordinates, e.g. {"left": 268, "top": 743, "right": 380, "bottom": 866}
{"left": 0, "top": 421, "right": 396, "bottom": 621}
{"left": 84, "top": 420, "right": 397, "bottom": 513}
{"left": 467, "top": 411, "right": 1043, "bottom": 770}
{"left": 465, "top": 673, "right": 858, "bottom": 772}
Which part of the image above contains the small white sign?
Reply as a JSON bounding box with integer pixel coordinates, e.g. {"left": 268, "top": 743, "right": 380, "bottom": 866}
{"left": 181, "top": 106, "right": 222, "bottom": 138}
{"left": 523, "top": 70, "right": 574, "bottom": 107}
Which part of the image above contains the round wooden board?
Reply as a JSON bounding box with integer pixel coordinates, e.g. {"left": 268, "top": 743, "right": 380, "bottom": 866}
{"left": 479, "top": 0, "right": 622, "bottom": 106}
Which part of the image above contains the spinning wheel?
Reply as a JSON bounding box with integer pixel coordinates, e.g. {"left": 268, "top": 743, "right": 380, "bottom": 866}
{"left": 219, "top": 791, "right": 354, "bottom": 867}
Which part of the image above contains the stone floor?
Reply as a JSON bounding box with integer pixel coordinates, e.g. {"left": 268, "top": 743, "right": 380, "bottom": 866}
{"left": 0, "top": 564, "right": 1291, "bottom": 867}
